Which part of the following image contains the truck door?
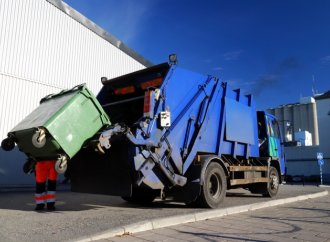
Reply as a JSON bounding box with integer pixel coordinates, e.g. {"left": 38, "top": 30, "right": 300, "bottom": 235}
{"left": 265, "top": 114, "right": 285, "bottom": 174}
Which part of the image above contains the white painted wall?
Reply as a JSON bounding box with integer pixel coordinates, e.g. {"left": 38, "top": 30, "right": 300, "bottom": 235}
{"left": 0, "top": 0, "right": 149, "bottom": 186}
{"left": 316, "top": 98, "right": 330, "bottom": 157}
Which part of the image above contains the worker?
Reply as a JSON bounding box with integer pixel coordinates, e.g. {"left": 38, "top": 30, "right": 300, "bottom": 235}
{"left": 34, "top": 160, "right": 58, "bottom": 211}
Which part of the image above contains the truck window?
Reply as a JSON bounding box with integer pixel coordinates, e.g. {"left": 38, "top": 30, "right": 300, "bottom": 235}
{"left": 267, "top": 122, "right": 274, "bottom": 137}
{"left": 271, "top": 120, "right": 280, "bottom": 139}
{"left": 266, "top": 117, "right": 280, "bottom": 138}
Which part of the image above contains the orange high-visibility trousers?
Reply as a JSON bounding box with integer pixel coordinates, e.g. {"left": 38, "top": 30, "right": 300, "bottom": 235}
{"left": 35, "top": 161, "right": 58, "bottom": 205}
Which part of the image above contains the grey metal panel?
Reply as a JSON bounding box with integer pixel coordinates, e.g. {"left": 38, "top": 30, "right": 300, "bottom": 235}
{"left": 47, "top": 0, "right": 153, "bottom": 67}
{"left": 283, "top": 106, "right": 293, "bottom": 142}
{"left": 310, "top": 103, "right": 319, "bottom": 145}
{"left": 316, "top": 98, "right": 330, "bottom": 153}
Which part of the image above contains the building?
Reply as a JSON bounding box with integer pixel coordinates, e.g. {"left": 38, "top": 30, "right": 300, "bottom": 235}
{"left": 0, "top": 0, "right": 152, "bottom": 186}
{"left": 267, "top": 97, "right": 319, "bottom": 146}
{"left": 268, "top": 91, "right": 330, "bottom": 183}
{"left": 315, "top": 91, "right": 330, "bottom": 154}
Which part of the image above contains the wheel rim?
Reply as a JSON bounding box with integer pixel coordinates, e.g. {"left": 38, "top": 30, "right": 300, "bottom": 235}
{"left": 32, "top": 132, "right": 46, "bottom": 148}
{"left": 55, "top": 157, "right": 68, "bottom": 174}
{"left": 208, "top": 172, "right": 221, "bottom": 198}
{"left": 270, "top": 172, "right": 279, "bottom": 191}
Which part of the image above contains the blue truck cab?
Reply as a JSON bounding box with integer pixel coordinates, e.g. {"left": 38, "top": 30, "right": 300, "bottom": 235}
{"left": 257, "top": 111, "right": 286, "bottom": 175}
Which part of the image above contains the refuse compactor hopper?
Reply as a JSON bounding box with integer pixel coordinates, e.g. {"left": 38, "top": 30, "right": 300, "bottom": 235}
{"left": 1, "top": 84, "right": 111, "bottom": 173}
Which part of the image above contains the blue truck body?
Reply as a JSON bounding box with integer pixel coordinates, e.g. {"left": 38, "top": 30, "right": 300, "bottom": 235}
{"left": 69, "top": 62, "right": 285, "bottom": 208}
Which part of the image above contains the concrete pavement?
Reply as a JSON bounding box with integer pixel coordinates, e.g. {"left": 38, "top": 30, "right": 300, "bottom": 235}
{"left": 78, "top": 188, "right": 330, "bottom": 242}
{"left": 0, "top": 184, "right": 328, "bottom": 242}
{"left": 104, "top": 191, "right": 330, "bottom": 242}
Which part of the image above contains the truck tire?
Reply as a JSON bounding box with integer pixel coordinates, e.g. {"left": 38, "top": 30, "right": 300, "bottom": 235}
{"left": 264, "top": 166, "right": 280, "bottom": 197}
{"left": 249, "top": 166, "right": 280, "bottom": 197}
{"left": 121, "top": 188, "right": 158, "bottom": 205}
{"left": 195, "top": 162, "right": 227, "bottom": 208}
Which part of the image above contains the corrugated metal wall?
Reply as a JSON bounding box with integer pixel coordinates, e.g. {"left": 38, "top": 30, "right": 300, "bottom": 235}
{"left": 0, "top": 74, "right": 60, "bottom": 140}
{"left": 0, "top": 0, "right": 147, "bottom": 140}
{"left": 0, "top": 0, "right": 149, "bottom": 186}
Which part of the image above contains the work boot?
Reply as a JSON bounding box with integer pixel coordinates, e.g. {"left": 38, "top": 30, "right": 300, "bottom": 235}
{"left": 35, "top": 204, "right": 45, "bottom": 211}
{"left": 47, "top": 202, "right": 56, "bottom": 211}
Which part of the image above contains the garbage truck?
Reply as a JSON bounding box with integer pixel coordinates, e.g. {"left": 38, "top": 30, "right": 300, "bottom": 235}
{"left": 1, "top": 59, "right": 285, "bottom": 208}
{"left": 69, "top": 60, "right": 285, "bottom": 208}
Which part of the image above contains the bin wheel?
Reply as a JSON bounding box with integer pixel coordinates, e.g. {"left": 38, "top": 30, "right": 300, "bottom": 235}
{"left": 1, "top": 138, "right": 15, "bottom": 151}
{"left": 32, "top": 129, "right": 46, "bottom": 148}
{"left": 55, "top": 157, "right": 68, "bottom": 174}
{"left": 195, "top": 162, "right": 227, "bottom": 208}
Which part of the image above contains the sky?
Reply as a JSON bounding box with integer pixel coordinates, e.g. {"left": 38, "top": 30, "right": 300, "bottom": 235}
{"left": 64, "top": 0, "right": 330, "bottom": 110}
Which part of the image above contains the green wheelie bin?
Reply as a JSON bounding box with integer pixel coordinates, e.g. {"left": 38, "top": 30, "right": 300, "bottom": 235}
{"left": 1, "top": 84, "right": 111, "bottom": 173}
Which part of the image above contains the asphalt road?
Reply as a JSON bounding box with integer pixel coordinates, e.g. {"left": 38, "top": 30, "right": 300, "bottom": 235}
{"left": 0, "top": 184, "right": 325, "bottom": 242}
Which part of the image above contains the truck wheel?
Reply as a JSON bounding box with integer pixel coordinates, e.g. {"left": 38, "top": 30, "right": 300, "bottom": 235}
{"left": 196, "top": 162, "right": 227, "bottom": 208}
{"left": 121, "top": 188, "right": 158, "bottom": 205}
{"left": 263, "top": 166, "right": 280, "bottom": 197}
{"left": 249, "top": 166, "right": 279, "bottom": 197}
{"left": 1, "top": 138, "right": 15, "bottom": 151}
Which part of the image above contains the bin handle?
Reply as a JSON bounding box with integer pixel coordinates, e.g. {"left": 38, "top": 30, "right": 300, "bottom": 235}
{"left": 71, "top": 83, "right": 86, "bottom": 91}
{"left": 40, "top": 84, "right": 86, "bottom": 104}
{"left": 60, "top": 84, "right": 85, "bottom": 95}
{"left": 40, "top": 93, "right": 54, "bottom": 103}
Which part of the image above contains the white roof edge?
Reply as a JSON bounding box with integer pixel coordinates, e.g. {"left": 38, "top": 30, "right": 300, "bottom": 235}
{"left": 47, "top": 0, "right": 153, "bottom": 67}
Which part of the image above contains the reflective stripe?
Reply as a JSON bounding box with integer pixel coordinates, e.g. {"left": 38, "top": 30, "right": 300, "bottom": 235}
{"left": 35, "top": 193, "right": 46, "bottom": 198}
{"left": 35, "top": 193, "right": 46, "bottom": 204}
{"left": 46, "top": 194, "right": 56, "bottom": 200}
{"left": 46, "top": 191, "right": 56, "bottom": 203}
